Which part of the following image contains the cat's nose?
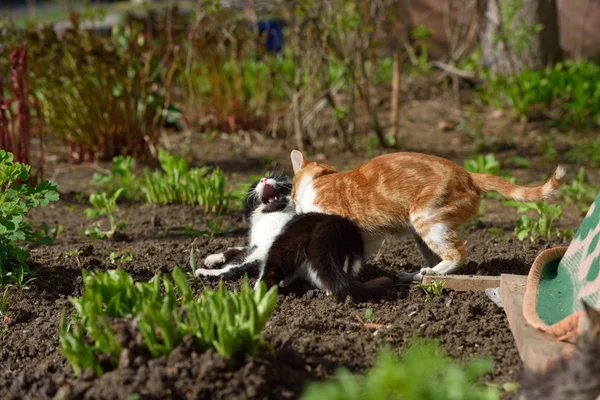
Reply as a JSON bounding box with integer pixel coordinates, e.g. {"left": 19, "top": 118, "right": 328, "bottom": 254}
{"left": 260, "top": 178, "right": 267, "bottom": 183}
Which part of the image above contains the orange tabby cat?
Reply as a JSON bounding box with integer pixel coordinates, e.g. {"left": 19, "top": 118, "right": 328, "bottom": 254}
{"left": 290, "top": 150, "right": 566, "bottom": 281}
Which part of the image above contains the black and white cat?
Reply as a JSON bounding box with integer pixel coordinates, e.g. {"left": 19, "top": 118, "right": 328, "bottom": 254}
{"left": 195, "top": 173, "right": 393, "bottom": 301}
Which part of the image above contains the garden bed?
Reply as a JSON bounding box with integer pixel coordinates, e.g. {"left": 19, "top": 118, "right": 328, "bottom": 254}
{"left": 0, "top": 187, "right": 572, "bottom": 399}
{"left": 0, "top": 105, "right": 593, "bottom": 399}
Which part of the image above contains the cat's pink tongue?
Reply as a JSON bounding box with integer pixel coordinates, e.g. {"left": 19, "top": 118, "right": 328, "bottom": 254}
{"left": 261, "top": 184, "right": 279, "bottom": 204}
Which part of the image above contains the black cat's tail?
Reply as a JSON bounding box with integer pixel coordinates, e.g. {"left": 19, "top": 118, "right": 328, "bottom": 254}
{"left": 317, "top": 255, "right": 393, "bottom": 302}
{"left": 348, "top": 277, "right": 395, "bottom": 302}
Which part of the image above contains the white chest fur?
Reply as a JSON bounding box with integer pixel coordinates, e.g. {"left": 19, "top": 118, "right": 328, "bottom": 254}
{"left": 249, "top": 211, "right": 294, "bottom": 249}
{"left": 295, "top": 175, "right": 324, "bottom": 214}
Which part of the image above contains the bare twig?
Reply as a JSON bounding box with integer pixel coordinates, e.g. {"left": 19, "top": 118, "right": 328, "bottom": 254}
{"left": 430, "top": 61, "right": 478, "bottom": 80}
{"left": 354, "top": 314, "right": 390, "bottom": 330}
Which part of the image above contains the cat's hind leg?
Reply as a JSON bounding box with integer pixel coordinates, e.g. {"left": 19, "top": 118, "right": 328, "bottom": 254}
{"left": 400, "top": 197, "right": 477, "bottom": 282}
{"left": 405, "top": 223, "right": 467, "bottom": 281}
{"left": 203, "top": 247, "right": 246, "bottom": 268}
{"left": 413, "top": 233, "right": 442, "bottom": 268}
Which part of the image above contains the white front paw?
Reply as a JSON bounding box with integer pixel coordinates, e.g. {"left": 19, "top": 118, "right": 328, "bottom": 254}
{"left": 204, "top": 253, "right": 226, "bottom": 268}
{"left": 195, "top": 268, "right": 219, "bottom": 277}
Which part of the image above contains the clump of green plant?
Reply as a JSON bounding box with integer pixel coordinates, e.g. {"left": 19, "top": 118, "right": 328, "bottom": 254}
{"left": 84, "top": 189, "right": 125, "bottom": 239}
{"left": 483, "top": 59, "right": 600, "bottom": 128}
{"left": 142, "top": 149, "right": 241, "bottom": 215}
{"left": 505, "top": 201, "right": 572, "bottom": 241}
{"left": 27, "top": 17, "right": 174, "bottom": 161}
{"left": 463, "top": 154, "right": 500, "bottom": 175}
{"left": 413, "top": 280, "right": 446, "bottom": 302}
{"left": 177, "top": 9, "right": 290, "bottom": 133}
{"left": 0, "top": 150, "right": 59, "bottom": 284}
{"left": 92, "top": 156, "right": 141, "bottom": 203}
{"left": 562, "top": 167, "right": 598, "bottom": 213}
{"left": 301, "top": 340, "right": 499, "bottom": 400}
{"left": 60, "top": 268, "right": 278, "bottom": 376}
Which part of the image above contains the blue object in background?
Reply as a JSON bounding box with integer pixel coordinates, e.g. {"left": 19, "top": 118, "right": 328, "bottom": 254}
{"left": 257, "top": 19, "right": 284, "bottom": 53}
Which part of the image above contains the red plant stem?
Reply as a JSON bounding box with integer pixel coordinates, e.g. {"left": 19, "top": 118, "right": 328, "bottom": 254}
{"left": 0, "top": 78, "right": 16, "bottom": 155}
{"left": 11, "top": 44, "right": 30, "bottom": 166}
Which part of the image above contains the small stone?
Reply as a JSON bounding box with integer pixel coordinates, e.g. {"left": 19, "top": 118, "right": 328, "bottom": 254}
{"left": 436, "top": 120, "right": 458, "bottom": 131}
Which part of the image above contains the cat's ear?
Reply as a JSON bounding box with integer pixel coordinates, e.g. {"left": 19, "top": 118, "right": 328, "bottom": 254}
{"left": 291, "top": 150, "right": 306, "bottom": 174}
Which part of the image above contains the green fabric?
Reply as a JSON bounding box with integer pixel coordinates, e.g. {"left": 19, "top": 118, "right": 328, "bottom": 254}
{"left": 536, "top": 193, "right": 600, "bottom": 325}
{"left": 537, "top": 259, "right": 574, "bottom": 325}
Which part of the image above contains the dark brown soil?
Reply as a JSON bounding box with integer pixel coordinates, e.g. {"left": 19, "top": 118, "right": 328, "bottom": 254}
{"left": 0, "top": 191, "right": 574, "bottom": 400}
{"left": 2, "top": 96, "right": 596, "bottom": 399}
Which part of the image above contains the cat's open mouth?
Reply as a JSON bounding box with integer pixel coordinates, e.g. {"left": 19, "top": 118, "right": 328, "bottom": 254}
{"left": 261, "top": 184, "right": 279, "bottom": 204}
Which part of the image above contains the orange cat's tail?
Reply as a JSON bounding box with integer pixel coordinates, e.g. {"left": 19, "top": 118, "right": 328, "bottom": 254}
{"left": 469, "top": 166, "right": 566, "bottom": 202}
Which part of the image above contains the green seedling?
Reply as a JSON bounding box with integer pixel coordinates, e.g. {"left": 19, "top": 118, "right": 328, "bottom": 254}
{"left": 486, "top": 381, "right": 520, "bottom": 394}
{"left": 0, "top": 286, "right": 9, "bottom": 318}
{"left": 183, "top": 215, "right": 235, "bottom": 238}
{"left": 0, "top": 150, "right": 59, "bottom": 285}
{"left": 65, "top": 249, "right": 83, "bottom": 258}
{"left": 8, "top": 265, "right": 36, "bottom": 294}
{"left": 186, "top": 248, "right": 204, "bottom": 289}
{"left": 364, "top": 308, "right": 373, "bottom": 321}
{"left": 84, "top": 189, "right": 124, "bottom": 239}
{"left": 203, "top": 214, "right": 235, "bottom": 237}
{"left": 562, "top": 167, "right": 598, "bottom": 213}
{"left": 487, "top": 228, "right": 506, "bottom": 243}
{"left": 413, "top": 280, "right": 446, "bottom": 301}
{"left": 301, "top": 339, "right": 498, "bottom": 400}
{"left": 65, "top": 249, "right": 84, "bottom": 265}
{"left": 41, "top": 222, "right": 67, "bottom": 241}
{"left": 505, "top": 200, "right": 572, "bottom": 241}
{"left": 108, "top": 249, "right": 133, "bottom": 264}
{"left": 60, "top": 268, "right": 278, "bottom": 376}
{"left": 182, "top": 225, "right": 203, "bottom": 237}
{"left": 92, "top": 156, "right": 141, "bottom": 202}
